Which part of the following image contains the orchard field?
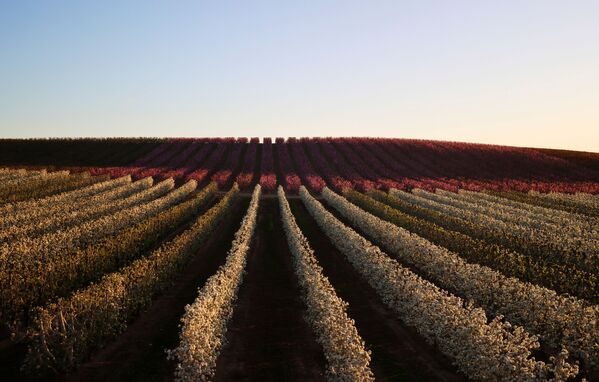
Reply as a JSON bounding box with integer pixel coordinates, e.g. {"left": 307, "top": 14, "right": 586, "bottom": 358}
{"left": 0, "top": 137, "right": 597, "bottom": 382}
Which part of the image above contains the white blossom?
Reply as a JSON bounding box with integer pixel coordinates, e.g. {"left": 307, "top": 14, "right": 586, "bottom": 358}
{"left": 0, "top": 175, "right": 132, "bottom": 227}
{"left": 168, "top": 185, "right": 261, "bottom": 382}
{"left": 325, "top": 187, "right": 596, "bottom": 371}
{"left": 302, "top": 186, "right": 579, "bottom": 381}
{"left": 278, "top": 186, "right": 374, "bottom": 381}
{"left": 0, "top": 177, "right": 160, "bottom": 242}
{"left": 389, "top": 188, "right": 598, "bottom": 273}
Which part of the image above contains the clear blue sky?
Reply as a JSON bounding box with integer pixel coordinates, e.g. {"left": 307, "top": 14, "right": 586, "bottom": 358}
{"left": 1, "top": 1, "right": 598, "bottom": 151}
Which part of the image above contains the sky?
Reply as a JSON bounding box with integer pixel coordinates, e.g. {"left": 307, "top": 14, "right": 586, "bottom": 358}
{"left": 0, "top": 1, "right": 598, "bottom": 152}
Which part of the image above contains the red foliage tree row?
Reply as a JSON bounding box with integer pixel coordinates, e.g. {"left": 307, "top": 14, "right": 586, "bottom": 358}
{"left": 235, "top": 138, "right": 259, "bottom": 190}
{"left": 211, "top": 138, "right": 247, "bottom": 188}
{"left": 275, "top": 138, "right": 301, "bottom": 193}
{"left": 84, "top": 137, "right": 599, "bottom": 194}
{"left": 185, "top": 138, "right": 234, "bottom": 184}
{"left": 258, "top": 138, "right": 276, "bottom": 191}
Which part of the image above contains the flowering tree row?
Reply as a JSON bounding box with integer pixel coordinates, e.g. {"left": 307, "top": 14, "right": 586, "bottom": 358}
{"left": 0, "top": 175, "right": 130, "bottom": 219}
{"left": 459, "top": 188, "right": 593, "bottom": 220}
{"left": 259, "top": 137, "right": 276, "bottom": 191}
{"left": 300, "top": 186, "right": 578, "bottom": 381}
{"left": 0, "top": 170, "right": 109, "bottom": 203}
{"left": 0, "top": 175, "right": 134, "bottom": 229}
{"left": 405, "top": 188, "right": 599, "bottom": 273}
{"left": 0, "top": 169, "right": 52, "bottom": 186}
{"left": 24, "top": 183, "right": 240, "bottom": 373}
{"left": 465, "top": 188, "right": 599, "bottom": 227}
{"left": 168, "top": 184, "right": 260, "bottom": 382}
{"left": 0, "top": 177, "right": 162, "bottom": 244}
{"left": 0, "top": 180, "right": 196, "bottom": 314}
{"left": 416, "top": 188, "right": 596, "bottom": 243}
{"left": 531, "top": 190, "right": 599, "bottom": 211}
{"left": 493, "top": 189, "right": 599, "bottom": 217}
{"left": 0, "top": 170, "right": 71, "bottom": 200}
{"left": 431, "top": 189, "right": 597, "bottom": 240}
{"left": 0, "top": 167, "right": 30, "bottom": 179}
{"left": 389, "top": 188, "right": 598, "bottom": 275}
{"left": 1, "top": 183, "right": 218, "bottom": 326}
{"left": 278, "top": 186, "right": 374, "bottom": 381}
{"left": 0, "top": 168, "right": 47, "bottom": 187}
{"left": 324, "top": 187, "right": 596, "bottom": 372}
{"left": 0, "top": 170, "right": 107, "bottom": 212}
{"left": 357, "top": 189, "right": 597, "bottom": 303}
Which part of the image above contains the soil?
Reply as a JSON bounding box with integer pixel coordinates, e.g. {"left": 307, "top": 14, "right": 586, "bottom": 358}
{"left": 289, "top": 198, "right": 469, "bottom": 382}
{"left": 212, "top": 198, "right": 327, "bottom": 382}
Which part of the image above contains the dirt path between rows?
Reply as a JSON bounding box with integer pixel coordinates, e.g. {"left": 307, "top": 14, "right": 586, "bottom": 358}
{"left": 213, "top": 198, "right": 327, "bottom": 382}
{"left": 289, "top": 199, "right": 469, "bottom": 382}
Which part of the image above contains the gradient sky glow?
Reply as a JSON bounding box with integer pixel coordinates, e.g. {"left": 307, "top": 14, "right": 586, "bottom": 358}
{"left": 1, "top": 1, "right": 598, "bottom": 151}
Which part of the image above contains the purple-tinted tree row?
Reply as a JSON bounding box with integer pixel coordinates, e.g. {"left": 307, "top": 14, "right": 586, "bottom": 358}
{"left": 86, "top": 137, "right": 599, "bottom": 193}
